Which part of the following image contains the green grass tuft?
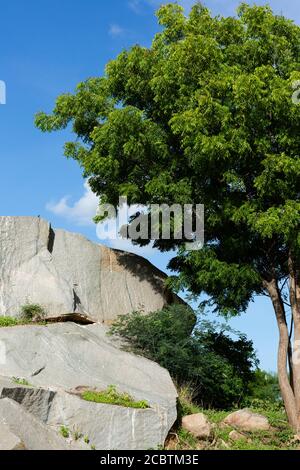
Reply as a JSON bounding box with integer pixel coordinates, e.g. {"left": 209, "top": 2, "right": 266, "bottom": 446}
{"left": 0, "top": 317, "right": 20, "bottom": 327}
{"left": 82, "top": 385, "right": 149, "bottom": 409}
{"left": 12, "top": 377, "right": 32, "bottom": 387}
{"left": 60, "top": 426, "right": 70, "bottom": 439}
{"left": 20, "top": 303, "right": 46, "bottom": 322}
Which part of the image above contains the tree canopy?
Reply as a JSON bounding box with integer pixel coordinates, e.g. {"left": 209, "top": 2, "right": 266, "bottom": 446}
{"left": 36, "top": 2, "right": 300, "bottom": 430}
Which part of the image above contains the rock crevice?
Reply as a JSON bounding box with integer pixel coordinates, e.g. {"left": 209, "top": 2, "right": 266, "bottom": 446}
{"left": 0, "top": 216, "right": 183, "bottom": 322}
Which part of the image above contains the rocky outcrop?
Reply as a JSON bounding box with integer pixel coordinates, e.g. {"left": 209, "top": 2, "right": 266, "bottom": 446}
{"left": 0, "top": 420, "right": 25, "bottom": 450}
{"left": 0, "top": 398, "right": 82, "bottom": 450}
{"left": 0, "top": 322, "right": 177, "bottom": 450}
{"left": 0, "top": 216, "right": 182, "bottom": 323}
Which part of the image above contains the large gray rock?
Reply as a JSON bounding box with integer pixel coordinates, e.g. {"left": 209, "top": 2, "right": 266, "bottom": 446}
{"left": 0, "top": 322, "right": 177, "bottom": 450}
{"left": 0, "top": 422, "right": 24, "bottom": 450}
{"left": 0, "top": 398, "right": 78, "bottom": 450}
{"left": 0, "top": 216, "right": 182, "bottom": 323}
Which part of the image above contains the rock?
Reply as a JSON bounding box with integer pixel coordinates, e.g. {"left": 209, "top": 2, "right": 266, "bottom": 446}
{"left": 0, "top": 216, "right": 184, "bottom": 323}
{"left": 1, "top": 386, "right": 56, "bottom": 423}
{"left": 223, "top": 409, "right": 270, "bottom": 432}
{"left": 0, "top": 423, "right": 24, "bottom": 450}
{"left": 219, "top": 439, "right": 230, "bottom": 449}
{"left": 47, "top": 391, "right": 172, "bottom": 450}
{"left": 0, "top": 398, "right": 78, "bottom": 450}
{"left": 229, "top": 430, "right": 248, "bottom": 442}
{"left": 181, "top": 413, "right": 212, "bottom": 439}
{"left": 0, "top": 322, "right": 177, "bottom": 450}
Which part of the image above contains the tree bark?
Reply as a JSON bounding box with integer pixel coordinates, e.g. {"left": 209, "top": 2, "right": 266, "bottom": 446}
{"left": 264, "top": 279, "right": 299, "bottom": 432}
{"left": 288, "top": 253, "right": 300, "bottom": 418}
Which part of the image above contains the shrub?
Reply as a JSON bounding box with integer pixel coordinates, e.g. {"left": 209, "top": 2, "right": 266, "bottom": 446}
{"left": 110, "top": 305, "right": 258, "bottom": 409}
{"left": 60, "top": 426, "right": 70, "bottom": 439}
{"left": 82, "top": 385, "right": 149, "bottom": 409}
{"left": 0, "top": 317, "right": 20, "bottom": 327}
{"left": 244, "top": 370, "right": 281, "bottom": 404}
{"left": 12, "top": 377, "right": 32, "bottom": 386}
{"left": 20, "top": 303, "right": 45, "bottom": 322}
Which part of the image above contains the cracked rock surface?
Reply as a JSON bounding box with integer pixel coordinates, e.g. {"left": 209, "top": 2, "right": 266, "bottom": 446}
{"left": 0, "top": 322, "right": 177, "bottom": 450}
{"left": 0, "top": 216, "right": 182, "bottom": 322}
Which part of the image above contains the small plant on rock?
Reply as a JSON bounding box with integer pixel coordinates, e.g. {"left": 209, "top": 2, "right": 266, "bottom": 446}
{"left": 0, "top": 317, "right": 20, "bottom": 327}
{"left": 60, "top": 425, "right": 70, "bottom": 439}
{"left": 12, "top": 377, "right": 32, "bottom": 387}
{"left": 82, "top": 385, "right": 149, "bottom": 409}
{"left": 20, "top": 303, "right": 46, "bottom": 323}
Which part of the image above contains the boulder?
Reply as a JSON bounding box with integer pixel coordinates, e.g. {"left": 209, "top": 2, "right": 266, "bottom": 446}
{"left": 0, "top": 322, "right": 177, "bottom": 450}
{"left": 223, "top": 409, "right": 270, "bottom": 432}
{"left": 0, "top": 216, "right": 183, "bottom": 323}
{"left": 181, "top": 413, "right": 212, "bottom": 439}
{"left": 229, "top": 430, "right": 248, "bottom": 442}
{"left": 0, "top": 422, "right": 24, "bottom": 450}
{"left": 0, "top": 398, "right": 78, "bottom": 450}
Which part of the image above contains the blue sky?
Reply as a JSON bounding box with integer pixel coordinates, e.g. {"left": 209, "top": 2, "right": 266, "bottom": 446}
{"left": 0, "top": 0, "right": 298, "bottom": 371}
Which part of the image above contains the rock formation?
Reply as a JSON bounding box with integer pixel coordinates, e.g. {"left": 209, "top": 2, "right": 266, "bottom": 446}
{"left": 0, "top": 322, "right": 177, "bottom": 450}
{"left": 0, "top": 216, "right": 182, "bottom": 323}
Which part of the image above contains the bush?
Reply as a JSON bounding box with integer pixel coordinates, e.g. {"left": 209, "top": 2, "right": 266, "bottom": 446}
{"left": 109, "top": 305, "right": 258, "bottom": 409}
{"left": 60, "top": 426, "right": 70, "bottom": 439}
{"left": 20, "top": 303, "right": 45, "bottom": 322}
{"left": 0, "top": 317, "right": 20, "bottom": 327}
{"left": 244, "top": 370, "right": 281, "bottom": 404}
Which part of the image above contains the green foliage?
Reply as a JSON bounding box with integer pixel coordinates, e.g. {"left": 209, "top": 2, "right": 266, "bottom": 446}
{"left": 0, "top": 317, "right": 20, "bottom": 327}
{"left": 244, "top": 370, "right": 281, "bottom": 404}
{"left": 20, "top": 303, "right": 46, "bottom": 322}
{"left": 60, "top": 426, "right": 70, "bottom": 439}
{"left": 35, "top": 2, "right": 300, "bottom": 317}
{"left": 12, "top": 377, "right": 32, "bottom": 387}
{"left": 82, "top": 385, "right": 149, "bottom": 409}
{"left": 110, "top": 305, "right": 258, "bottom": 409}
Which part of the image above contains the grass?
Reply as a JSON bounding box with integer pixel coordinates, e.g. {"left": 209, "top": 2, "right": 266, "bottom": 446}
{"left": 167, "top": 408, "right": 297, "bottom": 451}
{"left": 0, "top": 315, "right": 47, "bottom": 328}
{"left": 81, "top": 385, "right": 149, "bottom": 409}
{"left": 0, "top": 304, "right": 46, "bottom": 328}
{"left": 60, "top": 426, "right": 70, "bottom": 439}
{"left": 20, "top": 303, "right": 46, "bottom": 322}
{"left": 165, "top": 384, "right": 298, "bottom": 451}
{"left": 0, "top": 317, "right": 21, "bottom": 327}
{"left": 12, "top": 377, "right": 32, "bottom": 387}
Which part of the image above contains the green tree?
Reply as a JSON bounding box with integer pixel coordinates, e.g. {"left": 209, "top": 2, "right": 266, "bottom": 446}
{"left": 110, "top": 305, "right": 258, "bottom": 409}
{"left": 246, "top": 370, "right": 281, "bottom": 403}
{"left": 36, "top": 3, "right": 300, "bottom": 430}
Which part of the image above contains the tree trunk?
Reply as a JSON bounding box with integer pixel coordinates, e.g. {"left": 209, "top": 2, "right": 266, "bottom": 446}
{"left": 264, "top": 279, "right": 299, "bottom": 432}
{"left": 288, "top": 253, "right": 300, "bottom": 419}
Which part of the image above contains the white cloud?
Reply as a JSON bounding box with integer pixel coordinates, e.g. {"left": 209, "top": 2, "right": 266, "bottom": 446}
{"left": 109, "top": 23, "right": 125, "bottom": 37}
{"left": 46, "top": 181, "right": 99, "bottom": 226}
{"left": 46, "top": 183, "right": 159, "bottom": 257}
{"left": 128, "top": 0, "right": 141, "bottom": 13}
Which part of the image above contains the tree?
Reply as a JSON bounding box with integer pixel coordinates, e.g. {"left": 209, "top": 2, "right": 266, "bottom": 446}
{"left": 36, "top": 3, "right": 300, "bottom": 430}
{"left": 246, "top": 370, "right": 281, "bottom": 404}
{"left": 109, "top": 305, "right": 258, "bottom": 409}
